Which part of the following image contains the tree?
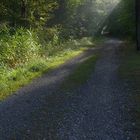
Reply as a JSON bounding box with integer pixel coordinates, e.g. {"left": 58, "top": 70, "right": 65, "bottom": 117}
{"left": 103, "top": 0, "right": 136, "bottom": 40}
{"left": 136, "top": 0, "right": 140, "bottom": 50}
{"left": 0, "top": 0, "right": 59, "bottom": 27}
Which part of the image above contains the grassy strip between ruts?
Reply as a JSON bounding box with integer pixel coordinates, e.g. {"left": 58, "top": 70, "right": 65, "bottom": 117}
{"left": 61, "top": 54, "right": 98, "bottom": 91}
{"left": 119, "top": 42, "right": 140, "bottom": 139}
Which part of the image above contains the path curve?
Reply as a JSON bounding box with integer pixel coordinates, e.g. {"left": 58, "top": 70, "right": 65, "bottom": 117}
{"left": 0, "top": 39, "right": 137, "bottom": 140}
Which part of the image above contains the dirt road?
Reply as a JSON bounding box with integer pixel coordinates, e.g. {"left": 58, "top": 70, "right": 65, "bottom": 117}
{"left": 0, "top": 39, "right": 137, "bottom": 140}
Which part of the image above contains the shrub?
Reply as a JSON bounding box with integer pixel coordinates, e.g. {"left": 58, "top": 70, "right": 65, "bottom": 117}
{"left": 0, "top": 27, "right": 41, "bottom": 68}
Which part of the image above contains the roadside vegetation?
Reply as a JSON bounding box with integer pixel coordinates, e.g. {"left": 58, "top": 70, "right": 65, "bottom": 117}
{"left": 62, "top": 55, "right": 98, "bottom": 90}
{"left": 0, "top": 0, "right": 136, "bottom": 100}
{"left": 120, "top": 42, "right": 140, "bottom": 138}
{"left": 105, "top": 0, "right": 135, "bottom": 39}
{"left": 120, "top": 43, "right": 140, "bottom": 79}
{"left": 0, "top": 0, "right": 120, "bottom": 100}
{"left": 0, "top": 34, "right": 96, "bottom": 100}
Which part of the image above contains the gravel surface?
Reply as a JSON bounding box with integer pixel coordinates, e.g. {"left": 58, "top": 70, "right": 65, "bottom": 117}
{"left": 0, "top": 39, "right": 137, "bottom": 140}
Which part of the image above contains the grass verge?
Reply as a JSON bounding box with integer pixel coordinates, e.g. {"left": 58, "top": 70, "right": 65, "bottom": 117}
{"left": 120, "top": 42, "right": 140, "bottom": 79}
{"left": 0, "top": 37, "right": 101, "bottom": 101}
{"left": 119, "top": 41, "right": 140, "bottom": 138}
{"left": 0, "top": 38, "right": 103, "bottom": 101}
{"left": 0, "top": 48, "right": 86, "bottom": 100}
{"left": 61, "top": 54, "right": 98, "bottom": 90}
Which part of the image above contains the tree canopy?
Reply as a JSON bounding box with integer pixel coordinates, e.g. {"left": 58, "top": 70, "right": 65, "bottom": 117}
{"left": 0, "top": 0, "right": 127, "bottom": 38}
{"left": 103, "top": 0, "right": 135, "bottom": 39}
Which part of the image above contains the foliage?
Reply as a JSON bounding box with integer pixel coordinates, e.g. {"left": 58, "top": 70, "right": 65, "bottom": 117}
{"left": 106, "top": 0, "right": 136, "bottom": 39}
{"left": 0, "top": 26, "right": 40, "bottom": 67}
{"left": 0, "top": 0, "right": 59, "bottom": 27}
{"left": 0, "top": 0, "right": 135, "bottom": 100}
{"left": 0, "top": 34, "right": 95, "bottom": 100}
{"left": 120, "top": 42, "right": 140, "bottom": 138}
{"left": 120, "top": 42, "right": 140, "bottom": 79}
{"left": 0, "top": 0, "right": 120, "bottom": 37}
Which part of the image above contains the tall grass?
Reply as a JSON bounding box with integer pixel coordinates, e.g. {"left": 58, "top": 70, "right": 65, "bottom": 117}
{"left": 0, "top": 27, "right": 40, "bottom": 68}
{"left": 0, "top": 25, "right": 95, "bottom": 100}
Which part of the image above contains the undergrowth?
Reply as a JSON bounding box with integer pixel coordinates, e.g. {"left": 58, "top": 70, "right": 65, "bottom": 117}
{"left": 0, "top": 26, "right": 96, "bottom": 100}
{"left": 120, "top": 42, "right": 140, "bottom": 139}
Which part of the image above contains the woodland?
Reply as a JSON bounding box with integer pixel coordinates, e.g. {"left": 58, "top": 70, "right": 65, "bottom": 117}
{"left": 0, "top": 0, "right": 136, "bottom": 99}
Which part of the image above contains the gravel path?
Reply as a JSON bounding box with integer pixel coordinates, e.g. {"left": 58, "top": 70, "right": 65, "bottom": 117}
{"left": 0, "top": 39, "right": 137, "bottom": 140}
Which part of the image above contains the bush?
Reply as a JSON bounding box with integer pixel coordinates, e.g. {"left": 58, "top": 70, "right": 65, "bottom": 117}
{"left": 36, "top": 26, "right": 61, "bottom": 45}
{"left": 0, "top": 27, "right": 41, "bottom": 68}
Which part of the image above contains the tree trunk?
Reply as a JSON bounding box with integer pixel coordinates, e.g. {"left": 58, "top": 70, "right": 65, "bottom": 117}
{"left": 21, "top": 0, "right": 27, "bottom": 26}
{"left": 136, "top": 0, "right": 140, "bottom": 50}
{"left": 21, "top": 0, "right": 27, "bottom": 19}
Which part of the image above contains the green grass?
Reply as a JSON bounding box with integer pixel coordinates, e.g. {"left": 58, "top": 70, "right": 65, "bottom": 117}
{"left": 61, "top": 55, "right": 98, "bottom": 90}
{"left": 92, "top": 36, "right": 108, "bottom": 46}
{"left": 120, "top": 42, "right": 140, "bottom": 80}
{"left": 120, "top": 42, "right": 140, "bottom": 138}
{"left": 0, "top": 36, "right": 102, "bottom": 100}
{"left": 0, "top": 48, "right": 86, "bottom": 100}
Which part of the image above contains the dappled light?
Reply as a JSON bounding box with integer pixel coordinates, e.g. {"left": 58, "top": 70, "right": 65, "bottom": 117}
{"left": 0, "top": 0, "right": 139, "bottom": 139}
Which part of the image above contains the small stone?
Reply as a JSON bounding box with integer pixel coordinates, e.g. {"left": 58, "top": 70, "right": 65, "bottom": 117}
{"left": 132, "top": 122, "right": 135, "bottom": 126}
{"left": 27, "top": 129, "right": 30, "bottom": 133}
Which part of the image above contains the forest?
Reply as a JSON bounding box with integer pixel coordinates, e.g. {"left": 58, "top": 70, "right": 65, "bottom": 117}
{"left": 1, "top": 0, "right": 140, "bottom": 139}
{"left": 0, "top": 0, "right": 136, "bottom": 98}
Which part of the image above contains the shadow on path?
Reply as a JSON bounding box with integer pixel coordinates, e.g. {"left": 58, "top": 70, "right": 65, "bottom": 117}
{"left": 0, "top": 39, "right": 137, "bottom": 140}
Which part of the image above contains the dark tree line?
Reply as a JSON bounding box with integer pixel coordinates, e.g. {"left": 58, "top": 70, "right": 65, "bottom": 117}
{"left": 136, "top": 0, "right": 140, "bottom": 50}
{"left": 0, "top": 0, "right": 138, "bottom": 42}
{"left": 0, "top": 0, "right": 121, "bottom": 38}
{"left": 101, "top": 0, "right": 140, "bottom": 50}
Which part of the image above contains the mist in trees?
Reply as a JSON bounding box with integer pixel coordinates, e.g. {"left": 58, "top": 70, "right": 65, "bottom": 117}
{"left": 104, "top": 0, "right": 136, "bottom": 39}
{"left": 0, "top": 0, "right": 122, "bottom": 38}
{"left": 0, "top": 0, "right": 137, "bottom": 65}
